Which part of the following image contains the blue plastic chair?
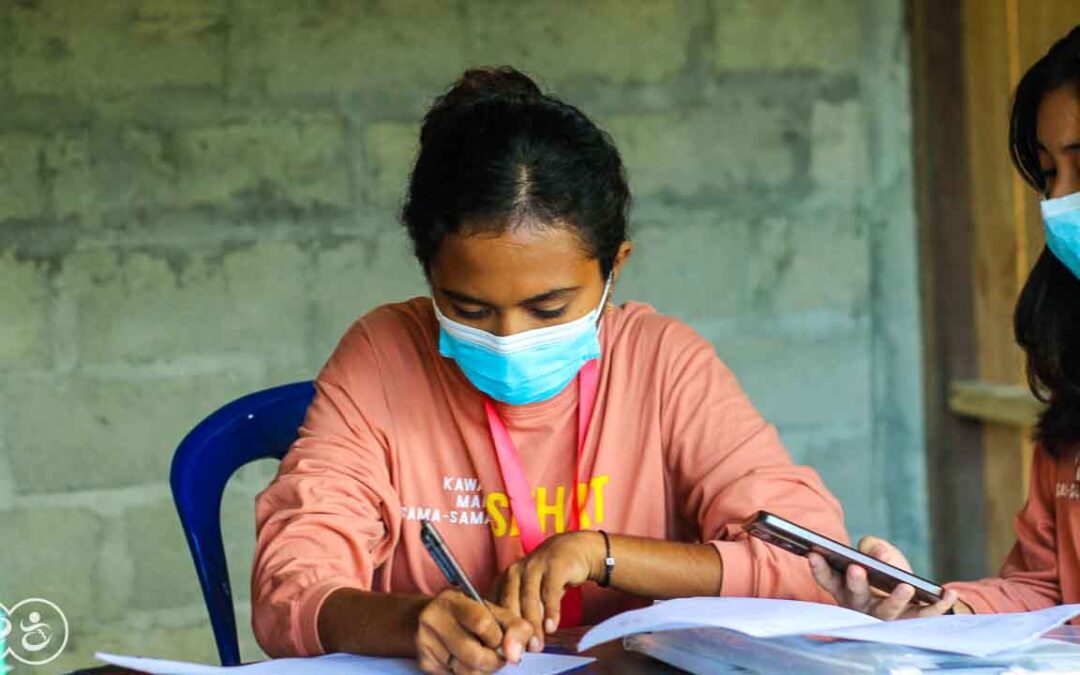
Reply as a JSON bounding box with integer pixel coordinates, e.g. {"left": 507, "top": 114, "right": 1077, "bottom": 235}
{"left": 170, "top": 381, "right": 316, "bottom": 666}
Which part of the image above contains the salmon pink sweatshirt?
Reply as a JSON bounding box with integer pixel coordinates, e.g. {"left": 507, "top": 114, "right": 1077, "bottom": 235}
{"left": 251, "top": 299, "right": 847, "bottom": 656}
{"left": 948, "top": 446, "right": 1080, "bottom": 614}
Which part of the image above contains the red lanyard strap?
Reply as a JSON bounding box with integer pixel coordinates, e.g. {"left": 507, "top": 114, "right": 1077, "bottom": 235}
{"left": 484, "top": 359, "right": 600, "bottom": 626}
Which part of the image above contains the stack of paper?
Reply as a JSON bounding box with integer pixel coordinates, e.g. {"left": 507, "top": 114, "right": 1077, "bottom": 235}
{"left": 578, "top": 597, "right": 1080, "bottom": 658}
{"left": 625, "top": 628, "right": 1080, "bottom": 675}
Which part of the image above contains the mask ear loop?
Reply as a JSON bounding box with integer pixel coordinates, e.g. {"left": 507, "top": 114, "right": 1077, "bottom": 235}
{"left": 595, "top": 274, "right": 613, "bottom": 329}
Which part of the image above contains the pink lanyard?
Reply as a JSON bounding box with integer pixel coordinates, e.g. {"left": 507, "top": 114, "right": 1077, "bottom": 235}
{"left": 483, "top": 359, "right": 600, "bottom": 627}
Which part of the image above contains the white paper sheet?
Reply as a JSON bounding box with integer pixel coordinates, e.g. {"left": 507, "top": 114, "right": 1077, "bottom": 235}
{"left": 576, "top": 597, "right": 1080, "bottom": 657}
{"left": 576, "top": 597, "right": 878, "bottom": 651}
{"left": 95, "top": 651, "right": 595, "bottom": 675}
{"left": 816, "top": 603, "right": 1080, "bottom": 657}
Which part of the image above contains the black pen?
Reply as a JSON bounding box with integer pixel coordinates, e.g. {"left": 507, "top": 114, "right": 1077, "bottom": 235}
{"left": 422, "top": 520, "right": 529, "bottom": 660}
{"left": 420, "top": 519, "right": 497, "bottom": 617}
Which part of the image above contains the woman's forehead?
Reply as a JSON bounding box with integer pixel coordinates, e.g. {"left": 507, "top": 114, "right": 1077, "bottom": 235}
{"left": 430, "top": 226, "right": 597, "bottom": 302}
{"left": 1037, "top": 84, "right": 1080, "bottom": 150}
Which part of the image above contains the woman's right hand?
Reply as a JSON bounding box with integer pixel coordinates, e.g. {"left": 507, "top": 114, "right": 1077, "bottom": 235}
{"left": 808, "top": 535, "right": 959, "bottom": 620}
{"left": 415, "top": 589, "right": 535, "bottom": 674}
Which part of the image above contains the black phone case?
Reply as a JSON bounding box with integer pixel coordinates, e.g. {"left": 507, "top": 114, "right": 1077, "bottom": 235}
{"left": 745, "top": 512, "right": 944, "bottom": 605}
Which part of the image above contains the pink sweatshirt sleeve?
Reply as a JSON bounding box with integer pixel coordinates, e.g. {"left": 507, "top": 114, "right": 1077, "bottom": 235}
{"left": 251, "top": 324, "right": 402, "bottom": 657}
{"left": 946, "top": 448, "right": 1061, "bottom": 613}
{"left": 658, "top": 321, "right": 847, "bottom": 603}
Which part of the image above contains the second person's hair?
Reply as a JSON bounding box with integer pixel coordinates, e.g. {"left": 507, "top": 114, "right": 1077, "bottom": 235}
{"left": 1010, "top": 26, "right": 1080, "bottom": 455}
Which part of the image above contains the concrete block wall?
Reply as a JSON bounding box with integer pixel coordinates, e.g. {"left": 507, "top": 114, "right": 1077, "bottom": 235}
{"left": 0, "top": 0, "right": 925, "bottom": 670}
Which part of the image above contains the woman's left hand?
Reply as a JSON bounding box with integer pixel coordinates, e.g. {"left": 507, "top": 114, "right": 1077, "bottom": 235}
{"left": 495, "top": 530, "right": 604, "bottom": 651}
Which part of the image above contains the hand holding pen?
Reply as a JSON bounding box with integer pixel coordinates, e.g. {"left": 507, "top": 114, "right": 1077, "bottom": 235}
{"left": 415, "top": 520, "right": 536, "bottom": 674}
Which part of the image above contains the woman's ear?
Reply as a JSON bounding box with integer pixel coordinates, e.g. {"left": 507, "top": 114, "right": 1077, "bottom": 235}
{"left": 602, "top": 241, "right": 633, "bottom": 309}
{"left": 611, "top": 241, "right": 634, "bottom": 283}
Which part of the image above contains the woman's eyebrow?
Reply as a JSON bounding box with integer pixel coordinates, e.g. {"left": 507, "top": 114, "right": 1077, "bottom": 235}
{"left": 440, "top": 288, "right": 493, "bottom": 306}
{"left": 519, "top": 287, "right": 580, "bottom": 305}
{"left": 440, "top": 286, "right": 580, "bottom": 307}
{"left": 1036, "top": 139, "right": 1080, "bottom": 152}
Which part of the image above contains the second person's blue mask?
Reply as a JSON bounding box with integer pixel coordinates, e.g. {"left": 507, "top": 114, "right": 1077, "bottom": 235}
{"left": 1042, "top": 191, "right": 1080, "bottom": 279}
{"left": 434, "top": 278, "right": 612, "bottom": 406}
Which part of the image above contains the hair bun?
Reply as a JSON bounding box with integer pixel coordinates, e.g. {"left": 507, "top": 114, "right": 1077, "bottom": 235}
{"left": 439, "top": 67, "right": 543, "bottom": 109}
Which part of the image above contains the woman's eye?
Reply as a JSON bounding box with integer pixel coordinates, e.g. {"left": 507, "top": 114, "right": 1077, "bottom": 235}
{"left": 453, "top": 305, "right": 490, "bottom": 320}
{"left": 1042, "top": 168, "right": 1058, "bottom": 197}
{"left": 531, "top": 307, "right": 568, "bottom": 320}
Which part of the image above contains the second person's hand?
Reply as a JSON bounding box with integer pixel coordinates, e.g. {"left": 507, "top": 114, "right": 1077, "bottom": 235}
{"left": 808, "top": 535, "right": 961, "bottom": 620}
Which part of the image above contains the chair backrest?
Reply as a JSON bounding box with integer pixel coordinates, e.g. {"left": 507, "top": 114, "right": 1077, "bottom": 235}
{"left": 169, "top": 381, "right": 315, "bottom": 666}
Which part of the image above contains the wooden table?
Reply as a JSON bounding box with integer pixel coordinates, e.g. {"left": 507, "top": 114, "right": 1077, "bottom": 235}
{"left": 65, "top": 627, "right": 683, "bottom": 674}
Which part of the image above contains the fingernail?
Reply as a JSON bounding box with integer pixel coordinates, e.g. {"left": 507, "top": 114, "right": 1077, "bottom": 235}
{"left": 506, "top": 641, "right": 522, "bottom": 663}
{"left": 545, "top": 618, "right": 557, "bottom": 634}
{"left": 528, "top": 636, "right": 541, "bottom": 652}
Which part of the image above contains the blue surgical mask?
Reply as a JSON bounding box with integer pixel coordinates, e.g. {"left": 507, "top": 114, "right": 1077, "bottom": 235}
{"left": 1041, "top": 191, "right": 1080, "bottom": 280}
{"left": 434, "top": 279, "right": 612, "bottom": 405}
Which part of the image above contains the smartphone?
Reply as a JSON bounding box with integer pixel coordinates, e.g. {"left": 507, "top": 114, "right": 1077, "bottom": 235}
{"left": 743, "top": 510, "right": 944, "bottom": 604}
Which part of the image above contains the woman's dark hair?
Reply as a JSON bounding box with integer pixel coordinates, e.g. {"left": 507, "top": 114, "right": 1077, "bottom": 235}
{"left": 401, "top": 67, "right": 630, "bottom": 277}
{"left": 1010, "top": 25, "right": 1080, "bottom": 455}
